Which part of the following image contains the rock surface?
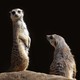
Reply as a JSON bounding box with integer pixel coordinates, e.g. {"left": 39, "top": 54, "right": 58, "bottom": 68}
{"left": 0, "top": 70, "right": 76, "bottom": 80}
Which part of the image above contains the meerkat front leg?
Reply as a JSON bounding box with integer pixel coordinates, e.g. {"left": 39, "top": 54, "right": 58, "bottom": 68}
{"left": 19, "top": 34, "right": 31, "bottom": 49}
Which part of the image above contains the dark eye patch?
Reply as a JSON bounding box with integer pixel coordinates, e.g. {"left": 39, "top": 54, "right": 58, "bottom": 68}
{"left": 11, "top": 11, "right": 15, "bottom": 15}
{"left": 18, "top": 10, "right": 21, "bottom": 13}
{"left": 49, "top": 36, "right": 53, "bottom": 39}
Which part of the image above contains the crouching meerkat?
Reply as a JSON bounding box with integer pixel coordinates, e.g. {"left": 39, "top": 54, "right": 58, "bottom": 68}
{"left": 46, "top": 34, "right": 77, "bottom": 79}
{"left": 9, "top": 8, "right": 31, "bottom": 71}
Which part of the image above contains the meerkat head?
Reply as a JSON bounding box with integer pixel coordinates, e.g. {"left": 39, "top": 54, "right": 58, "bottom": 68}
{"left": 46, "top": 34, "right": 65, "bottom": 48}
{"left": 9, "top": 8, "right": 24, "bottom": 22}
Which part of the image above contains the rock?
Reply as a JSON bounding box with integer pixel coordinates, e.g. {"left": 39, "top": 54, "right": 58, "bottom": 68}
{"left": 0, "top": 70, "right": 76, "bottom": 80}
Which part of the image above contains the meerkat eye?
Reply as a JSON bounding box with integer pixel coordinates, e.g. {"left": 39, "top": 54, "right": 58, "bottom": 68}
{"left": 18, "top": 10, "right": 21, "bottom": 13}
{"left": 49, "top": 36, "right": 53, "bottom": 39}
{"left": 11, "top": 11, "right": 15, "bottom": 15}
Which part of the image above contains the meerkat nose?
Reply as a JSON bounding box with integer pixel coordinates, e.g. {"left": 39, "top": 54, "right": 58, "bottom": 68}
{"left": 46, "top": 35, "right": 50, "bottom": 38}
{"left": 46, "top": 35, "right": 50, "bottom": 39}
{"left": 15, "top": 14, "right": 18, "bottom": 17}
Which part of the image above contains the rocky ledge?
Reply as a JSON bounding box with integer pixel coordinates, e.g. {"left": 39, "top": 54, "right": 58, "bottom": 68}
{"left": 0, "top": 70, "right": 76, "bottom": 80}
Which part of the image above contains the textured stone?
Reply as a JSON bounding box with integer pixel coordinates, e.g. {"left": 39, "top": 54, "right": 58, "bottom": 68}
{"left": 0, "top": 70, "right": 76, "bottom": 80}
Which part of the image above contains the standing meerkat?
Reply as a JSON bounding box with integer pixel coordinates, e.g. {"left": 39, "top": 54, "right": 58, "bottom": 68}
{"left": 9, "top": 8, "right": 31, "bottom": 71}
{"left": 46, "top": 34, "right": 77, "bottom": 79}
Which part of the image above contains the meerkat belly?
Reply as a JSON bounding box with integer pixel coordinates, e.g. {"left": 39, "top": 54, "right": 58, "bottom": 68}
{"left": 11, "top": 39, "right": 29, "bottom": 71}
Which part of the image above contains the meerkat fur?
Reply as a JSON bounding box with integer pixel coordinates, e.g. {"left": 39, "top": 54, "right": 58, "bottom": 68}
{"left": 9, "top": 8, "right": 31, "bottom": 71}
{"left": 46, "top": 34, "right": 77, "bottom": 79}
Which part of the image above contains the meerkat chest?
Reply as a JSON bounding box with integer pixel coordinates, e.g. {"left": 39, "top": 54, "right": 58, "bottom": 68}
{"left": 13, "top": 21, "right": 29, "bottom": 37}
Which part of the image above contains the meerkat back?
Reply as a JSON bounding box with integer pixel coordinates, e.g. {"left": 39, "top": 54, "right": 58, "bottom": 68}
{"left": 46, "top": 34, "right": 77, "bottom": 79}
{"left": 9, "top": 8, "right": 31, "bottom": 71}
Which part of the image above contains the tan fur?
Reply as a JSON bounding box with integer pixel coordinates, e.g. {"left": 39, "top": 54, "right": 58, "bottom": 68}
{"left": 9, "top": 8, "right": 31, "bottom": 71}
{"left": 0, "top": 70, "right": 74, "bottom": 80}
{"left": 46, "top": 34, "right": 77, "bottom": 79}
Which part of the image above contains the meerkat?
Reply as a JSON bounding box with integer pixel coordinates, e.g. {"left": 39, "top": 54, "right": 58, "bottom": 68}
{"left": 9, "top": 8, "right": 31, "bottom": 71}
{"left": 46, "top": 34, "right": 77, "bottom": 79}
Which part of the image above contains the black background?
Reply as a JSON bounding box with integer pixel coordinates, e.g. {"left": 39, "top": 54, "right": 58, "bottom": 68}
{"left": 0, "top": 1, "right": 80, "bottom": 79}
